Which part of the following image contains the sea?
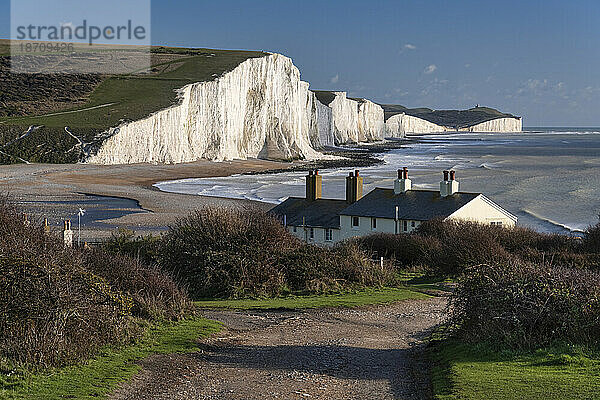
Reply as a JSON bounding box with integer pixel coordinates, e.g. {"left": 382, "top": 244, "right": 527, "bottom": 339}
{"left": 155, "top": 128, "right": 600, "bottom": 235}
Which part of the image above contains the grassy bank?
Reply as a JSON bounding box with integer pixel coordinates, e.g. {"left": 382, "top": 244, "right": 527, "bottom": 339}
{"left": 431, "top": 340, "right": 600, "bottom": 400}
{"left": 0, "top": 317, "right": 221, "bottom": 400}
{"left": 195, "top": 287, "right": 429, "bottom": 310}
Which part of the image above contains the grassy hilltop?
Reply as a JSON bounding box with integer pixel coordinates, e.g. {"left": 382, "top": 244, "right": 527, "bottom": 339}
{"left": 0, "top": 41, "right": 268, "bottom": 164}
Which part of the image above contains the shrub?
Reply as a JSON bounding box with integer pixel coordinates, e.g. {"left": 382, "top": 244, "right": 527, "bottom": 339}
{"left": 83, "top": 248, "right": 190, "bottom": 321}
{"left": 0, "top": 196, "right": 191, "bottom": 368}
{"left": 158, "top": 206, "right": 396, "bottom": 299}
{"left": 103, "top": 228, "right": 162, "bottom": 266}
{"left": 356, "top": 218, "right": 600, "bottom": 277}
{"left": 159, "top": 206, "right": 297, "bottom": 298}
{"left": 450, "top": 261, "right": 600, "bottom": 349}
{"left": 0, "top": 256, "right": 133, "bottom": 367}
{"left": 280, "top": 242, "right": 397, "bottom": 294}
{"left": 584, "top": 219, "right": 600, "bottom": 253}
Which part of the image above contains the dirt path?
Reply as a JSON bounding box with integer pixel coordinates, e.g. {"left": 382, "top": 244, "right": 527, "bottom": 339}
{"left": 110, "top": 297, "right": 447, "bottom": 400}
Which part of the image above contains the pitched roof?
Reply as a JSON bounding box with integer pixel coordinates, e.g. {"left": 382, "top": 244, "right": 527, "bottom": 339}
{"left": 269, "top": 197, "right": 348, "bottom": 229}
{"left": 340, "top": 188, "right": 480, "bottom": 220}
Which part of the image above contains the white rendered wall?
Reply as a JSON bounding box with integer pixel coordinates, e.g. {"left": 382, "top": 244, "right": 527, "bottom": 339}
{"left": 446, "top": 195, "right": 516, "bottom": 227}
{"left": 287, "top": 225, "right": 340, "bottom": 245}
{"left": 339, "top": 215, "right": 421, "bottom": 241}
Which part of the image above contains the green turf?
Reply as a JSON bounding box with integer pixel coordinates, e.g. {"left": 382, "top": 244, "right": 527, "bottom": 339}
{"left": 0, "top": 317, "right": 221, "bottom": 400}
{"left": 194, "top": 287, "right": 429, "bottom": 310}
{"left": 2, "top": 48, "right": 267, "bottom": 129}
{"left": 431, "top": 340, "right": 600, "bottom": 400}
{"left": 0, "top": 46, "right": 268, "bottom": 163}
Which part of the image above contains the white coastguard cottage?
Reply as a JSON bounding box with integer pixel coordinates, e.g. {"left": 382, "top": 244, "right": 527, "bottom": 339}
{"left": 270, "top": 168, "right": 517, "bottom": 245}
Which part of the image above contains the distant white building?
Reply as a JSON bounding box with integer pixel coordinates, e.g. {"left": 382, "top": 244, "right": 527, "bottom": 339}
{"left": 270, "top": 168, "right": 517, "bottom": 245}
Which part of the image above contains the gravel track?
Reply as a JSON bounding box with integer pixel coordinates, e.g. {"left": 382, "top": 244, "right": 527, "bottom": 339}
{"left": 110, "top": 297, "right": 447, "bottom": 400}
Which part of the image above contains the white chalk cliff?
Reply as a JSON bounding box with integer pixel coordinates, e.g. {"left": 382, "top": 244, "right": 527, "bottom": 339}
{"left": 325, "top": 92, "right": 384, "bottom": 144}
{"left": 89, "top": 54, "right": 336, "bottom": 164}
{"left": 384, "top": 114, "right": 445, "bottom": 136}
{"left": 384, "top": 113, "right": 522, "bottom": 136}
{"left": 465, "top": 117, "right": 522, "bottom": 132}
{"left": 87, "top": 51, "right": 522, "bottom": 165}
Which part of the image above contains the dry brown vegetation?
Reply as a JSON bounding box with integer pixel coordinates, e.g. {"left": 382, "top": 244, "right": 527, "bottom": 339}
{"left": 106, "top": 206, "right": 398, "bottom": 299}
{"left": 0, "top": 196, "right": 191, "bottom": 368}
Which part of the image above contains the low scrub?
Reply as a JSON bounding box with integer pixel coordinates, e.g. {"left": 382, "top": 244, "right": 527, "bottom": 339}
{"left": 449, "top": 261, "right": 600, "bottom": 349}
{"left": 108, "top": 206, "right": 398, "bottom": 299}
{"left": 0, "top": 197, "right": 191, "bottom": 368}
{"left": 355, "top": 218, "right": 600, "bottom": 277}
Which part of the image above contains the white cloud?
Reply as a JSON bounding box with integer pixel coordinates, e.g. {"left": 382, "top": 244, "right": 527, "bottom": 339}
{"left": 330, "top": 74, "right": 339, "bottom": 84}
{"left": 424, "top": 64, "right": 437, "bottom": 74}
{"left": 464, "top": 63, "right": 471, "bottom": 68}
{"left": 404, "top": 44, "right": 417, "bottom": 50}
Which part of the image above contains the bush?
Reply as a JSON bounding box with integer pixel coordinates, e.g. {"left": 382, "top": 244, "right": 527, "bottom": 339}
{"left": 356, "top": 218, "right": 600, "bottom": 277}
{"left": 83, "top": 248, "right": 190, "bottom": 321}
{"left": 450, "top": 261, "right": 600, "bottom": 349}
{"left": 0, "top": 196, "right": 191, "bottom": 368}
{"left": 584, "top": 220, "right": 600, "bottom": 253}
{"left": 280, "top": 242, "right": 397, "bottom": 294}
{"left": 158, "top": 206, "right": 396, "bottom": 299}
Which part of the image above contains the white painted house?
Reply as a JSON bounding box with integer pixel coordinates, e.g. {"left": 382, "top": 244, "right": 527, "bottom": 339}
{"left": 270, "top": 168, "right": 517, "bottom": 245}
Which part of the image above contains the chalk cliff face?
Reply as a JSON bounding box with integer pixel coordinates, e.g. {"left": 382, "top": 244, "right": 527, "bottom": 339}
{"left": 385, "top": 114, "right": 446, "bottom": 135}
{"left": 384, "top": 114, "right": 405, "bottom": 138}
{"left": 327, "top": 92, "right": 384, "bottom": 145}
{"left": 88, "top": 54, "right": 326, "bottom": 164}
{"left": 384, "top": 114, "right": 522, "bottom": 136}
{"left": 86, "top": 51, "right": 522, "bottom": 165}
{"left": 307, "top": 93, "right": 335, "bottom": 148}
{"left": 357, "top": 99, "right": 385, "bottom": 142}
{"left": 465, "top": 117, "right": 522, "bottom": 132}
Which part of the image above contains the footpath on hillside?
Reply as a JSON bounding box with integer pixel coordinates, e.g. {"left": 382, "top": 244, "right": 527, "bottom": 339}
{"left": 110, "top": 297, "right": 447, "bottom": 400}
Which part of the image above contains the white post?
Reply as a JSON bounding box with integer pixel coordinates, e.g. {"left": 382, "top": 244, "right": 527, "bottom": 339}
{"left": 77, "top": 208, "right": 85, "bottom": 247}
{"left": 395, "top": 206, "right": 399, "bottom": 234}
{"left": 78, "top": 213, "right": 81, "bottom": 246}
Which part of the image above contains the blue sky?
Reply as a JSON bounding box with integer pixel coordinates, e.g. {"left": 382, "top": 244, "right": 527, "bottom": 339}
{"left": 2, "top": 0, "right": 599, "bottom": 126}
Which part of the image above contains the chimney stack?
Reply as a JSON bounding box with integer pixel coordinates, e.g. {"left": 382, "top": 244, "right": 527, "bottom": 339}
{"left": 394, "top": 167, "right": 412, "bottom": 194}
{"left": 346, "top": 170, "right": 364, "bottom": 204}
{"left": 306, "top": 169, "right": 322, "bottom": 201}
{"left": 440, "top": 170, "right": 459, "bottom": 197}
{"left": 63, "top": 220, "right": 73, "bottom": 247}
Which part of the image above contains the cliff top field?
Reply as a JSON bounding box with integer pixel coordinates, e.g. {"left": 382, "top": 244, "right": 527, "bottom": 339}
{"left": 380, "top": 103, "right": 519, "bottom": 129}
{"left": 0, "top": 40, "right": 268, "bottom": 163}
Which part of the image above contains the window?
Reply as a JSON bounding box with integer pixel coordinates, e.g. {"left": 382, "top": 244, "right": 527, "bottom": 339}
{"left": 403, "top": 220, "right": 408, "bottom": 232}
{"left": 352, "top": 217, "right": 360, "bottom": 227}
{"left": 411, "top": 221, "right": 415, "bottom": 228}
{"left": 371, "top": 218, "right": 377, "bottom": 230}
{"left": 309, "top": 227, "right": 314, "bottom": 239}
{"left": 325, "top": 228, "right": 333, "bottom": 242}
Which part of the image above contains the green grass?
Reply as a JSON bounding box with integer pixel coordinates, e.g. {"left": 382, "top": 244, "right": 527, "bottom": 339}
{"left": 431, "top": 340, "right": 600, "bottom": 400}
{"left": 0, "top": 46, "right": 268, "bottom": 163}
{"left": 194, "top": 287, "right": 429, "bottom": 310}
{"left": 2, "top": 48, "right": 267, "bottom": 129}
{"left": 0, "top": 317, "right": 221, "bottom": 400}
